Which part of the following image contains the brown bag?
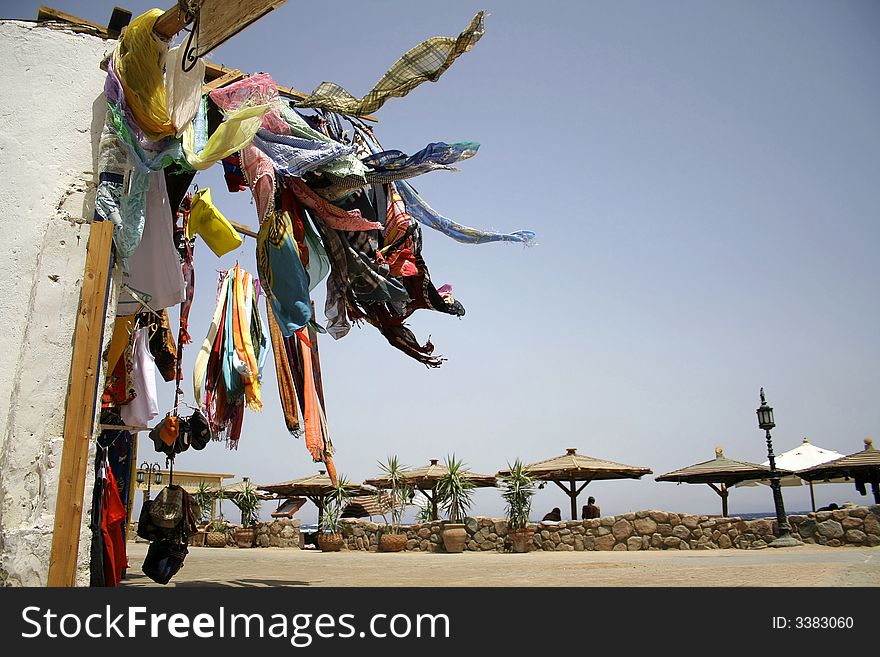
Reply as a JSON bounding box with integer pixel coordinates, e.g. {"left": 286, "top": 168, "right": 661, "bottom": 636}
{"left": 150, "top": 485, "right": 185, "bottom": 529}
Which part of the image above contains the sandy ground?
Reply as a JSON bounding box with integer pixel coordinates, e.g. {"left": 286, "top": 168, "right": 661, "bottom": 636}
{"left": 121, "top": 541, "right": 880, "bottom": 587}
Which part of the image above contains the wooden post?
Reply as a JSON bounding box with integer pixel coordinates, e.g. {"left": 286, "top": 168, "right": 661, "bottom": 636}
{"left": 124, "top": 433, "right": 138, "bottom": 532}
{"left": 707, "top": 482, "right": 730, "bottom": 517}
{"left": 809, "top": 480, "right": 816, "bottom": 512}
{"left": 47, "top": 220, "right": 114, "bottom": 587}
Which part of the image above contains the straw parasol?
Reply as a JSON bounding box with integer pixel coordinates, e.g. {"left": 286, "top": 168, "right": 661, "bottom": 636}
{"left": 735, "top": 437, "right": 846, "bottom": 511}
{"left": 497, "top": 448, "right": 653, "bottom": 520}
{"left": 343, "top": 492, "right": 394, "bottom": 519}
{"left": 258, "top": 470, "right": 373, "bottom": 525}
{"left": 209, "top": 478, "right": 276, "bottom": 500}
{"left": 656, "top": 447, "right": 785, "bottom": 517}
{"left": 363, "top": 458, "right": 497, "bottom": 521}
{"left": 797, "top": 438, "right": 880, "bottom": 504}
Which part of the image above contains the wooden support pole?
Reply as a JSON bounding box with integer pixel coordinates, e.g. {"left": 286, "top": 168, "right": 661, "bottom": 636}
{"left": 47, "top": 220, "right": 115, "bottom": 587}
{"left": 153, "top": 5, "right": 191, "bottom": 39}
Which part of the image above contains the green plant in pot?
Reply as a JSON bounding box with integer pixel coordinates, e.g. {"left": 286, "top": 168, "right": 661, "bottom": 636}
{"left": 318, "top": 476, "right": 352, "bottom": 552}
{"left": 189, "top": 481, "right": 214, "bottom": 547}
{"left": 206, "top": 518, "right": 232, "bottom": 548}
{"left": 376, "top": 456, "right": 412, "bottom": 552}
{"left": 500, "top": 459, "right": 536, "bottom": 553}
{"left": 205, "top": 485, "right": 229, "bottom": 548}
{"left": 435, "top": 455, "right": 475, "bottom": 553}
{"left": 232, "top": 481, "right": 262, "bottom": 548}
{"left": 194, "top": 481, "right": 214, "bottom": 526}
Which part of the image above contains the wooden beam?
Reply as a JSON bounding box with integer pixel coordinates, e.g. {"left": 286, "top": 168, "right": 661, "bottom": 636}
{"left": 153, "top": 5, "right": 191, "bottom": 39}
{"left": 228, "top": 219, "right": 258, "bottom": 239}
{"left": 47, "top": 221, "right": 115, "bottom": 587}
{"left": 203, "top": 67, "right": 246, "bottom": 93}
{"left": 37, "top": 5, "right": 109, "bottom": 35}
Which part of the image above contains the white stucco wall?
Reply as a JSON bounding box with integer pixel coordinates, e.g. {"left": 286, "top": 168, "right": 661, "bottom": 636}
{"left": 0, "top": 21, "right": 114, "bottom": 586}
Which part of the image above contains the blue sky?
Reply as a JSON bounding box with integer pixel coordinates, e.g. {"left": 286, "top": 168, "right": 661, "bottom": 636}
{"left": 7, "top": 1, "right": 879, "bottom": 521}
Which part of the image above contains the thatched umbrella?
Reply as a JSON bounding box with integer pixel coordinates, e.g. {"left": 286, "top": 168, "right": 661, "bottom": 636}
{"left": 363, "top": 459, "right": 497, "bottom": 521}
{"left": 258, "top": 470, "right": 373, "bottom": 525}
{"left": 343, "top": 492, "right": 394, "bottom": 519}
{"left": 497, "top": 448, "right": 653, "bottom": 520}
{"left": 798, "top": 438, "right": 880, "bottom": 504}
{"left": 735, "top": 437, "right": 846, "bottom": 511}
{"left": 209, "top": 478, "right": 276, "bottom": 500}
{"left": 656, "top": 447, "right": 787, "bottom": 517}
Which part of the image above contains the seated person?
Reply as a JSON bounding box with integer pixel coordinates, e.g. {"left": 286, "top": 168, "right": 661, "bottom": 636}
{"left": 582, "top": 496, "right": 601, "bottom": 519}
{"left": 542, "top": 507, "right": 562, "bottom": 522}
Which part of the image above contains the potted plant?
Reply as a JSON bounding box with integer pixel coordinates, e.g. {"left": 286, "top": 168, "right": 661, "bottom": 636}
{"left": 317, "top": 476, "right": 352, "bottom": 552}
{"left": 500, "top": 459, "right": 536, "bottom": 553}
{"left": 189, "top": 481, "right": 214, "bottom": 547}
{"left": 376, "top": 456, "right": 412, "bottom": 552}
{"left": 232, "top": 481, "right": 262, "bottom": 548}
{"left": 435, "top": 455, "right": 475, "bottom": 553}
{"left": 205, "top": 485, "right": 229, "bottom": 547}
{"left": 206, "top": 518, "right": 231, "bottom": 548}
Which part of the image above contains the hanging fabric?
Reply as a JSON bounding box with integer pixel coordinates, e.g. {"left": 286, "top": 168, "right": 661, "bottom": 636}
{"left": 256, "top": 208, "right": 312, "bottom": 337}
{"left": 117, "top": 172, "right": 186, "bottom": 314}
{"left": 295, "top": 11, "right": 486, "bottom": 116}
{"left": 112, "top": 8, "right": 176, "bottom": 140}
{"left": 120, "top": 326, "right": 159, "bottom": 428}
{"left": 194, "top": 267, "right": 264, "bottom": 447}
{"left": 164, "top": 44, "right": 206, "bottom": 136}
{"left": 187, "top": 187, "right": 243, "bottom": 256}
{"left": 266, "top": 300, "right": 300, "bottom": 436}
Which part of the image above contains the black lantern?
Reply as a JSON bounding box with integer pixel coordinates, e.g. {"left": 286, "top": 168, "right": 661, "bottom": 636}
{"left": 137, "top": 462, "right": 162, "bottom": 500}
{"left": 756, "top": 388, "right": 775, "bottom": 430}
{"left": 755, "top": 389, "right": 800, "bottom": 547}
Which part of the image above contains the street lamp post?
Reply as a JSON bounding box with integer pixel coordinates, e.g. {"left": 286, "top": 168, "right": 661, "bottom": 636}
{"left": 756, "top": 388, "right": 801, "bottom": 547}
{"left": 136, "top": 462, "right": 163, "bottom": 501}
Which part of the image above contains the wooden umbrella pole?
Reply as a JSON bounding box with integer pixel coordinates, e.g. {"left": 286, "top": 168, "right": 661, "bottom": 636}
{"left": 809, "top": 480, "right": 816, "bottom": 512}
{"left": 418, "top": 488, "right": 437, "bottom": 521}
{"left": 707, "top": 483, "right": 729, "bottom": 517}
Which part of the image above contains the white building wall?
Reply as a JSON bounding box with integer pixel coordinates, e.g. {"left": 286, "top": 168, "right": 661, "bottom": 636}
{"left": 0, "top": 21, "right": 114, "bottom": 586}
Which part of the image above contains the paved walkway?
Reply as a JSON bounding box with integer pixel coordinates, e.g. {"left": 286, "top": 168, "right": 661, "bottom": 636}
{"left": 121, "top": 542, "right": 880, "bottom": 587}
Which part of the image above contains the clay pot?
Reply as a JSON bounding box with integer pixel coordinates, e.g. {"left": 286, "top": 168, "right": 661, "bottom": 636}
{"left": 234, "top": 527, "right": 255, "bottom": 548}
{"left": 509, "top": 527, "right": 534, "bottom": 553}
{"left": 441, "top": 523, "right": 468, "bottom": 553}
{"left": 206, "top": 531, "right": 227, "bottom": 548}
{"left": 380, "top": 533, "right": 408, "bottom": 552}
{"left": 317, "top": 533, "right": 344, "bottom": 552}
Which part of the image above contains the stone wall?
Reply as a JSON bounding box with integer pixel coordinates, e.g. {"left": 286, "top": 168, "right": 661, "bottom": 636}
{"left": 255, "top": 519, "right": 302, "bottom": 548}
{"left": 337, "top": 506, "right": 880, "bottom": 552}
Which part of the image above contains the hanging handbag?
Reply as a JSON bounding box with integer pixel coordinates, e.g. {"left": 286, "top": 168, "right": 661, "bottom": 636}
{"left": 142, "top": 539, "right": 188, "bottom": 585}
{"left": 149, "top": 485, "right": 185, "bottom": 529}
{"left": 136, "top": 499, "right": 156, "bottom": 541}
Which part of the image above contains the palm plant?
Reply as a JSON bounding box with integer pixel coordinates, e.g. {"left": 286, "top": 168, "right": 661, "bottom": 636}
{"left": 377, "top": 456, "right": 412, "bottom": 534}
{"left": 500, "top": 459, "right": 535, "bottom": 530}
{"left": 319, "top": 476, "right": 353, "bottom": 535}
{"left": 435, "top": 455, "right": 475, "bottom": 523}
{"left": 194, "top": 481, "right": 214, "bottom": 525}
{"left": 233, "top": 481, "right": 262, "bottom": 528}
